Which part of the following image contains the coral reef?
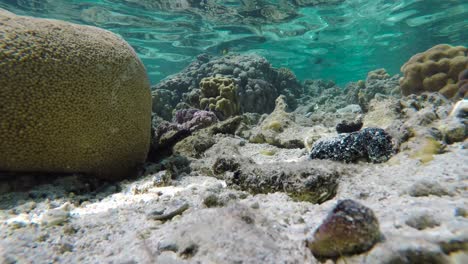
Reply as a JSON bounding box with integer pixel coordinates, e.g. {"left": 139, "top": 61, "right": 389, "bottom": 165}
{"left": 307, "top": 199, "right": 381, "bottom": 258}
{"left": 199, "top": 77, "right": 240, "bottom": 120}
{"left": 242, "top": 78, "right": 279, "bottom": 113}
{"left": 458, "top": 69, "right": 468, "bottom": 98}
{"left": 1, "top": 38, "right": 468, "bottom": 264}
{"left": 300, "top": 69, "right": 400, "bottom": 115}
{"left": 339, "top": 68, "right": 401, "bottom": 113}
{"left": 0, "top": 10, "right": 151, "bottom": 180}
{"left": 363, "top": 97, "right": 401, "bottom": 130}
{"left": 400, "top": 44, "right": 468, "bottom": 99}
{"left": 310, "top": 128, "right": 394, "bottom": 163}
{"left": 301, "top": 80, "right": 348, "bottom": 113}
{"left": 354, "top": 69, "right": 401, "bottom": 111}
{"left": 249, "top": 95, "right": 307, "bottom": 148}
{"left": 174, "top": 109, "right": 218, "bottom": 132}
{"left": 173, "top": 116, "right": 243, "bottom": 158}
{"left": 151, "top": 54, "right": 303, "bottom": 120}
{"left": 392, "top": 92, "right": 467, "bottom": 162}
{"left": 150, "top": 109, "right": 218, "bottom": 158}
{"left": 151, "top": 88, "right": 182, "bottom": 121}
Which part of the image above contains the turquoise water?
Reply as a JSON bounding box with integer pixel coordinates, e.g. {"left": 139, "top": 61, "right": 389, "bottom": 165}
{"left": 1, "top": 0, "right": 467, "bottom": 85}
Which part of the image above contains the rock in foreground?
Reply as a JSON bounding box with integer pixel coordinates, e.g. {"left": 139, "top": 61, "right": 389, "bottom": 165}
{"left": 307, "top": 199, "right": 382, "bottom": 258}
{"left": 219, "top": 159, "right": 343, "bottom": 204}
{"left": 310, "top": 128, "right": 393, "bottom": 163}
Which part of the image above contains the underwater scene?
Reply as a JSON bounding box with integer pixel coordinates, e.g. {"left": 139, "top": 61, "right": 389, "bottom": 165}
{"left": 0, "top": 0, "right": 467, "bottom": 263}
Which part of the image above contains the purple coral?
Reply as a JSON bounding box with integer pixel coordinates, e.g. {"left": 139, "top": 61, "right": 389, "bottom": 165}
{"left": 174, "top": 109, "right": 199, "bottom": 124}
{"left": 174, "top": 109, "right": 218, "bottom": 131}
{"left": 151, "top": 110, "right": 217, "bottom": 156}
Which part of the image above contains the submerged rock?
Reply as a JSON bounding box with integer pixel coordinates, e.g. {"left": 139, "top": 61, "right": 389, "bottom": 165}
{"left": 150, "top": 109, "right": 218, "bottom": 158}
{"left": 249, "top": 95, "right": 307, "bottom": 148}
{"left": 151, "top": 120, "right": 191, "bottom": 156}
{"left": 173, "top": 116, "right": 243, "bottom": 158}
{"left": 438, "top": 99, "right": 467, "bottom": 144}
{"left": 307, "top": 199, "right": 381, "bottom": 258}
{"left": 407, "top": 180, "right": 452, "bottom": 197}
{"left": 40, "top": 203, "right": 72, "bottom": 227}
{"left": 219, "top": 160, "right": 343, "bottom": 204}
{"left": 336, "top": 104, "right": 363, "bottom": 114}
{"left": 363, "top": 97, "right": 401, "bottom": 130}
{"left": 300, "top": 69, "right": 400, "bottom": 116}
{"left": 439, "top": 117, "right": 466, "bottom": 144}
{"left": 336, "top": 118, "right": 363, "bottom": 134}
{"left": 405, "top": 212, "right": 441, "bottom": 230}
{"left": 449, "top": 99, "right": 468, "bottom": 118}
{"left": 310, "top": 128, "right": 394, "bottom": 163}
{"left": 149, "top": 109, "right": 218, "bottom": 155}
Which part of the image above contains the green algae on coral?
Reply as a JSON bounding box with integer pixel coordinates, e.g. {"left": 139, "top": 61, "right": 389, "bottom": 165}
{"left": 410, "top": 137, "right": 443, "bottom": 163}
{"left": 259, "top": 149, "right": 277, "bottom": 156}
{"left": 265, "top": 121, "right": 283, "bottom": 132}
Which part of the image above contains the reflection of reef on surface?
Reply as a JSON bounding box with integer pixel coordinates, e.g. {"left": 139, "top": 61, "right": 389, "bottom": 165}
{"left": 119, "top": 0, "right": 345, "bottom": 25}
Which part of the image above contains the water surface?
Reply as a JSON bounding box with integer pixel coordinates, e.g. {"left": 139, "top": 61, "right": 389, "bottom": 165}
{"left": 1, "top": 0, "right": 466, "bottom": 85}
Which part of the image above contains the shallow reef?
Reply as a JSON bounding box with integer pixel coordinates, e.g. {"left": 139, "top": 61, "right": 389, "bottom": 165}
{"left": 151, "top": 53, "right": 302, "bottom": 120}
{"left": 0, "top": 6, "right": 467, "bottom": 264}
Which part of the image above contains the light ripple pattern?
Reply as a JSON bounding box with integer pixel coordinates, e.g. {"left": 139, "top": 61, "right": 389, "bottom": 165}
{"left": 0, "top": 0, "right": 466, "bottom": 85}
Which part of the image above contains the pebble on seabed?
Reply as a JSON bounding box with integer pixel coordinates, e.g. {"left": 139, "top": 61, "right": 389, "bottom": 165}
{"left": 307, "top": 199, "right": 382, "bottom": 259}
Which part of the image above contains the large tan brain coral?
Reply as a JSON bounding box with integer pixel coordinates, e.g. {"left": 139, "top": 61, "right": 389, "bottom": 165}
{"left": 400, "top": 44, "right": 468, "bottom": 98}
{"left": 0, "top": 10, "right": 152, "bottom": 180}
